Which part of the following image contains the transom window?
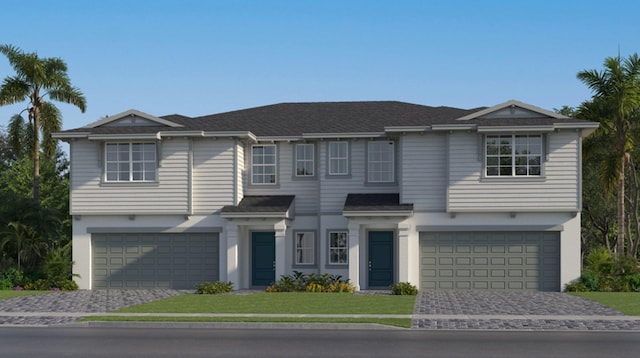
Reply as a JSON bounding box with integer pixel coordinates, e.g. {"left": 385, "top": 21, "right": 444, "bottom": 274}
{"left": 252, "top": 145, "right": 277, "bottom": 184}
{"left": 295, "top": 232, "right": 315, "bottom": 265}
{"left": 105, "top": 143, "right": 157, "bottom": 182}
{"left": 328, "top": 142, "right": 348, "bottom": 175}
{"left": 329, "top": 231, "right": 348, "bottom": 264}
{"left": 295, "top": 144, "right": 314, "bottom": 177}
{"left": 486, "top": 134, "right": 542, "bottom": 176}
{"left": 368, "top": 141, "right": 395, "bottom": 182}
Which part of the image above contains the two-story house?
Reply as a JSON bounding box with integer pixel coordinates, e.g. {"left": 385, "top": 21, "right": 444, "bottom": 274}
{"left": 54, "top": 100, "right": 598, "bottom": 291}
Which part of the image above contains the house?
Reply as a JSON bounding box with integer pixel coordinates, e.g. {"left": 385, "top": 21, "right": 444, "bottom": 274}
{"left": 53, "top": 100, "right": 598, "bottom": 291}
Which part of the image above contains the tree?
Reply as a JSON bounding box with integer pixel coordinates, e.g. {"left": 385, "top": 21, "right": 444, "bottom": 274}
{"left": 577, "top": 53, "right": 640, "bottom": 257}
{"left": 0, "top": 44, "right": 86, "bottom": 205}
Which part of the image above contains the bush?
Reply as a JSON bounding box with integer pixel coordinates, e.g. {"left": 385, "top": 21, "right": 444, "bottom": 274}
{"left": 584, "top": 247, "right": 614, "bottom": 275}
{"left": 390, "top": 282, "right": 418, "bottom": 295}
{"left": 2, "top": 268, "right": 25, "bottom": 287}
{"left": 580, "top": 270, "right": 600, "bottom": 291}
{"left": 0, "top": 278, "right": 12, "bottom": 290}
{"left": 195, "top": 281, "right": 233, "bottom": 294}
{"left": 564, "top": 280, "right": 589, "bottom": 292}
{"left": 266, "top": 271, "right": 355, "bottom": 293}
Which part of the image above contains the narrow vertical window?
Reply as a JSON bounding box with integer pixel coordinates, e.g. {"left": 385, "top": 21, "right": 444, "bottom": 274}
{"left": 368, "top": 141, "right": 394, "bottom": 182}
{"left": 329, "top": 231, "right": 348, "bottom": 264}
{"left": 328, "top": 142, "right": 348, "bottom": 175}
{"left": 295, "top": 232, "right": 315, "bottom": 265}
{"left": 252, "top": 144, "right": 277, "bottom": 184}
{"left": 295, "top": 144, "right": 314, "bottom": 177}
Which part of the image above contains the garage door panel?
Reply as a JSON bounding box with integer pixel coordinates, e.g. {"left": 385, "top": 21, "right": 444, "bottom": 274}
{"left": 92, "top": 233, "right": 219, "bottom": 289}
{"left": 420, "top": 231, "right": 560, "bottom": 291}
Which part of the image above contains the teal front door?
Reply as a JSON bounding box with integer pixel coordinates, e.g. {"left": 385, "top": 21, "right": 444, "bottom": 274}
{"left": 368, "top": 231, "right": 394, "bottom": 287}
{"left": 252, "top": 232, "right": 275, "bottom": 286}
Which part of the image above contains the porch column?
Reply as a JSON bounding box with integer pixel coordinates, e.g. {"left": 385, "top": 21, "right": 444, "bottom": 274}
{"left": 225, "top": 223, "right": 239, "bottom": 290}
{"left": 348, "top": 221, "right": 360, "bottom": 291}
{"left": 397, "top": 220, "right": 411, "bottom": 284}
{"left": 274, "top": 219, "right": 287, "bottom": 280}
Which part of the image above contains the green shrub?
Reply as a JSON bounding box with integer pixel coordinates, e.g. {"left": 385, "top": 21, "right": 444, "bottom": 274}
{"left": 564, "top": 280, "right": 589, "bottom": 292}
{"left": 580, "top": 270, "right": 600, "bottom": 291}
{"left": 0, "top": 278, "right": 13, "bottom": 290}
{"left": 195, "top": 281, "right": 233, "bottom": 294}
{"left": 624, "top": 274, "right": 640, "bottom": 292}
{"left": 390, "top": 282, "right": 418, "bottom": 295}
{"left": 584, "top": 247, "right": 614, "bottom": 275}
{"left": 2, "top": 268, "right": 25, "bottom": 287}
{"left": 266, "top": 271, "right": 354, "bottom": 293}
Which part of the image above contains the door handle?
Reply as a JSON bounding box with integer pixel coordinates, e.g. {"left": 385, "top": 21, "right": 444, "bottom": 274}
{"left": 368, "top": 261, "right": 372, "bottom": 272}
{"left": 273, "top": 261, "right": 276, "bottom": 271}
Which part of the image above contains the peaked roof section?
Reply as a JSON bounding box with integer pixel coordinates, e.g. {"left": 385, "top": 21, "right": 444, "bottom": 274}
{"left": 456, "top": 100, "right": 567, "bottom": 121}
{"left": 82, "top": 109, "right": 184, "bottom": 128}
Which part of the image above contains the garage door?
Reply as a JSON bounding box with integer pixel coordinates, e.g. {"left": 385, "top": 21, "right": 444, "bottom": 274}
{"left": 419, "top": 231, "right": 559, "bottom": 291}
{"left": 93, "top": 233, "right": 219, "bottom": 289}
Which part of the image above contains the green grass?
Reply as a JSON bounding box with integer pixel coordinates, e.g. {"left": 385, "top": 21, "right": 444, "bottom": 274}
{"left": 570, "top": 292, "right": 640, "bottom": 315}
{"left": 0, "top": 290, "right": 53, "bottom": 300}
{"left": 114, "top": 292, "right": 416, "bottom": 314}
{"left": 81, "top": 316, "right": 411, "bottom": 328}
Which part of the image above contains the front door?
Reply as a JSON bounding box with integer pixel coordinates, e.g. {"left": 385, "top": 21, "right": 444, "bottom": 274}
{"left": 252, "top": 232, "right": 275, "bottom": 286}
{"left": 368, "top": 231, "right": 394, "bottom": 287}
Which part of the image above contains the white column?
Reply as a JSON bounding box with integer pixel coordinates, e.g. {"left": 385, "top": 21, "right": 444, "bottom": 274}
{"left": 397, "top": 219, "right": 411, "bottom": 284}
{"left": 225, "top": 223, "right": 239, "bottom": 289}
{"left": 274, "top": 220, "right": 287, "bottom": 279}
{"left": 348, "top": 220, "right": 360, "bottom": 291}
{"left": 73, "top": 228, "right": 92, "bottom": 290}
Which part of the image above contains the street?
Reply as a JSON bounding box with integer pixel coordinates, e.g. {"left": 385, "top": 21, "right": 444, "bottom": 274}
{"left": 1, "top": 327, "right": 639, "bottom": 357}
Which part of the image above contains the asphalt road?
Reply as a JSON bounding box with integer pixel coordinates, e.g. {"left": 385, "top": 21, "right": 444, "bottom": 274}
{"left": 2, "top": 327, "right": 639, "bottom": 358}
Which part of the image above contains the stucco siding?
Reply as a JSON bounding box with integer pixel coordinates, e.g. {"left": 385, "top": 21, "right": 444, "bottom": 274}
{"left": 70, "top": 139, "right": 189, "bottom": 214}
{"left": 447, "top": 131, "right": 580, "bottom": 212}
{"left": 400, "top": 134, "right": 447, "bottom": 211}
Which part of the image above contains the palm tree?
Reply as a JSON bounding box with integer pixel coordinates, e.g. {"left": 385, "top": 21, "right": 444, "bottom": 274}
{"left": 0, "top": 44, "right": 86, "bottom": 205}
{"left": 577, "top": 53, "right": 640, "bottom": 256}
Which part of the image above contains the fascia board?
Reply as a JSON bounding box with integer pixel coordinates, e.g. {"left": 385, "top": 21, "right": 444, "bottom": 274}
{"left": 384, "top": 126, "right": 431, "bottom": 133}
{"left": 302, "top": 132, "right": 386, "bottom": 139}
{"left": 51, "top": 132, "right": 91, "bottom": 139}
{"left": 477, "top": 125, "right": 555, "bottom": 133}
{"left": 342, "top": 210, "right": 413, "bottom": 217}
{"left": 83, "top": 109, "right": 183, "bottom": 128}
{"left": 87, "top": 133, "right": 162, "bottom": 141}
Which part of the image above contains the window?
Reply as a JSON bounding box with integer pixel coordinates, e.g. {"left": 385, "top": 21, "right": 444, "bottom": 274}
{"left": 486, "top": 134, "right": 542, "bottom": 177}
{"left": 295, "top": 232, "right": 315, "bottom": 265}
{"left": 329, "top": 231, "right": 348, "bottom": 264}
{"left": 368, "top": 141, "right": 394, "bottom": 182}
{"left": 295, "top": 144, "right": 314, "bottom": 177}
{"left": 252, "top": 144, "right": 276, "bottom": 184}
{"left": 328, "top": 142, "right": 348, "bottom": 175}
{"left": 105, "top": 143, "right": 156, "bottom": 182}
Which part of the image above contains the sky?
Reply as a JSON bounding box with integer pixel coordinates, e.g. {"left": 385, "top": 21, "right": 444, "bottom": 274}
{"left": 1, "top": 0, "right": 640, "bottom": 133}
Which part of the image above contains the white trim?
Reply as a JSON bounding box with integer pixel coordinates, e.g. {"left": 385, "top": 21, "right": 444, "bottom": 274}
{"left": 303, "top": 132, "right": 386, "bottom": 139}
{"left": 456, "top": 100, "right": 569, "bottom": 121}
{"left": 83, "top": 109, "right": 184, "bottom": 128}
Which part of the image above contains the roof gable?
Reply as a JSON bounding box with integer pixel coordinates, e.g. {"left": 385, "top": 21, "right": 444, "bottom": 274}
{"left": 456, "top": 100, "right": 567, "bottom": 121}
{"left": 82, "top": 109, "right": 183, "bottom": 129}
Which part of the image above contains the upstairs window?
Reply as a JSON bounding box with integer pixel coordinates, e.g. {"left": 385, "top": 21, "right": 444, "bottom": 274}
{"left": 295, "top": 144, "right": 314, "bottom": 177}
{"left": 486, "top": 134, "right": 542, "bottom": 177}
{"left": 105, "top": 143, "right": 157, "bottom": 182}
{"left": 328, "top": 142, "right": 348, "bottom": 175}
{"left": 252, "top": 144, "right": 277, "bottom": 184}
{"left": 368, "top": 141, "right": 395, "bottom": 183}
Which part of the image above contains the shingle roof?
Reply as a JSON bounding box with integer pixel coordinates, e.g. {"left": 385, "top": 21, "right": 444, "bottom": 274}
{"left": 221, "top": 195, "right": 295, "bottom": 213}
{"left": 343, "top": 193, "right": 413, "bottom": 212}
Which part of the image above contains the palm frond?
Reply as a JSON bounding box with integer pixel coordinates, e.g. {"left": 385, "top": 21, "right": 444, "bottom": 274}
{"left": 0, "top": 76, "right": 31, "bottom": 106}
{"left": 8, "top": 114, "right": 27, "bottom": 159}
{"left": 39, "top": 102, "right": 62, "bottom": 159}
{"left": 48, "top": 85, "right": 87, "bottom": 112}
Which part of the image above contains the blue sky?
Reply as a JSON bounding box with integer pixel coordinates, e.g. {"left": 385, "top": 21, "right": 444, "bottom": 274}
{"left": 1, "top": 0, "right": 639, "bottom": 132}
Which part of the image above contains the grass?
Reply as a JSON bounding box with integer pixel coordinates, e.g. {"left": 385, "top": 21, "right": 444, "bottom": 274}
{"left": 569, "top": 292, "right": 640, "bottom": 315}
{"left": 0, "top": 290, "right": 53, "bottom": 299}
{"left": 114, "top": 292, "right": 416, "bottom": 314}
{"left": 81, "top": 316, "right": 412, "bottom": 328}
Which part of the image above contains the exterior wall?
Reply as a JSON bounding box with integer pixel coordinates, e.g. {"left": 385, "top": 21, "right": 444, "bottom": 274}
{"left": 192, "top": 138, "right": 236, "bottom": 213}
{"left": 70, "top": 139, "right": 189, "bottom": 215}
{"left": 400, "top": 133, "right": 447, "bottom": 211}
{"left": 447, "top": 130, "right": 581, "bottom": 212}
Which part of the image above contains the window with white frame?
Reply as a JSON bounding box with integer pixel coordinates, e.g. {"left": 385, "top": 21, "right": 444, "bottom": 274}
{"left": 328, "top": 231, "right": 348, "bottom": 264}
{"left": 105, "top": 142, "right": 157, "bottom": 182}
{"left": 295, "top": 143, "right": 314, "bottom": 177}
{"left": 252, "top": 144, "right": 277, "bottom": 184}
{"left": 368, "top": 141, "right": 394, "bottom": 182}
{"left": 295, "top": 232, "right": 315, "bottom": 265}
{"left": 328, "top": 142, "right": 348, "bottom": 175}
{"left": 485, "top": 134, "right": 542, "bottom": 177}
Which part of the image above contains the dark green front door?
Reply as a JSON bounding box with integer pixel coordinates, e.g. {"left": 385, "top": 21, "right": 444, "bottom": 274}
{"left": 252, "top": 232, "right": 275, "bottom": 286}
{"left": 368, "top": 231, "right": 394, "bottom": 287}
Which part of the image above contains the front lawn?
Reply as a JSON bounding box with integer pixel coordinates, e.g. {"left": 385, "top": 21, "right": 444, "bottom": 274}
{"left": 114, "top": 292, "right": 416, "bottom": 315}
{"left": 569, "top": 292, "right": 640, "bottom": 315}
{"left": 0, "top": 291, "right": 52, "bottom": 300}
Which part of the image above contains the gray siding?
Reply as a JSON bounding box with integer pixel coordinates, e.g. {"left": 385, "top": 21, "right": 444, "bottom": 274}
{"left": 70, "top": 139, "right": 189, "bottom": 214}
{"left": 400, "top": 134, "right": 447, "bottom": 211}
{"left": 192, "top": 139, "right": 236, "bottom": 213}
{"left": 447, "top": 131, "right": 580, "bottom": 212}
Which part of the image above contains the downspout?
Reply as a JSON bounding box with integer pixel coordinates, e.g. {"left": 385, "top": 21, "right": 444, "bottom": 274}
{"left": 187, "top": 138, "right": 193, "bottom": 216}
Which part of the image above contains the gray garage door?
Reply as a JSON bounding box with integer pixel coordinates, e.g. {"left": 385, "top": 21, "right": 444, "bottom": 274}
{"left": 93, "top": 233, "right": 219, "bottom": 289}
{"left": 419, "top": 231, "right": 560, "bottom": 291}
